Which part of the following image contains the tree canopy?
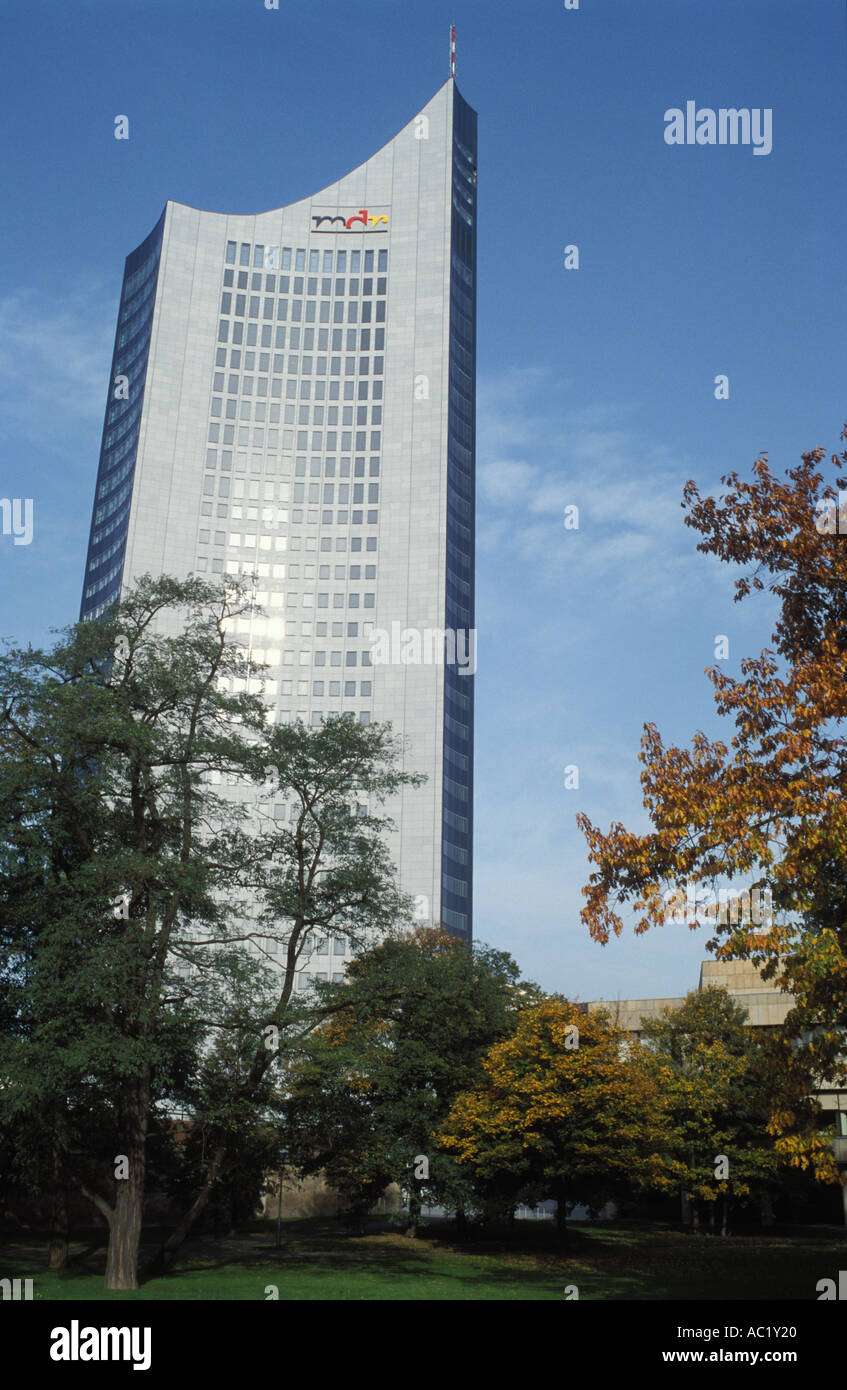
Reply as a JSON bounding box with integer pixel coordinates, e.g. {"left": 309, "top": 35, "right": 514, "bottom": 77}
{"left": 437, "top": 998, "right": 672, "bottom": 1233}
{"left": 0, "top": 575, "right": 421, "bottom": 1287}
{"left": 282, "top": 927, "right": 530, "bottom": 1228}
{"left": 578, "top": 435, "right": 847, "bottom": 1073}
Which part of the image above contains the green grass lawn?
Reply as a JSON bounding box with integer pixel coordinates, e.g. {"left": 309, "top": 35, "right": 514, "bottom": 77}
{"left": 2, "top": 1219, "right": 845, "bottom": 1300}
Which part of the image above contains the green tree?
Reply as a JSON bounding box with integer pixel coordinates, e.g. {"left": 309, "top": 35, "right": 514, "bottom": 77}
{"left": 156, "top": 704, "right": 421, "bottom": 1270}
{"left": 176, "top": 1029, "right": 286, "bottom": 1236}
{"left": 0, "top": 575, "right": 420, "bottom": 1288}
{"left": 639, "top": 987, "right": 830, "bottom": 1232}
{"left": 283, "top": 928, "right": 529, "bottom": 1232}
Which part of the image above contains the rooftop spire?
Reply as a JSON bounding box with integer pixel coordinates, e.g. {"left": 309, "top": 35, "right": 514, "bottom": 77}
{"left": 450, "top": 24, "right": 456, "bottom": 77}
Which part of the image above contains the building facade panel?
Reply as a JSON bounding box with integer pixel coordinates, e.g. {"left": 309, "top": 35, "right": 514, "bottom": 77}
{"left": 80, "top": 78, "right": 476, "bottom": 975}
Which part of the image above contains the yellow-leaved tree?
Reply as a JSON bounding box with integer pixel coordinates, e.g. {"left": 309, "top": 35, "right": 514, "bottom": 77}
{"left": 436, "top": 998, "right": 673, "bottom": 1237}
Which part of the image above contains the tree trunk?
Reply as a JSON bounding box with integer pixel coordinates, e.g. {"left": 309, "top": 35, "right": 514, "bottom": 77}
{"left": 680, "top": 1181, "right": 690, "bottom": 1227}
{"left": 554, "top": 1193, "right": 568, "bottom": 1244}
{"left": 405, "top": 1192, "right": 421, "bottom": 1238}
{"left": 105, "top": 1169, "right": 144, "bottom": 1290}
{"left": 153, "top": 1026, "right": 283, "bottom": 1273}
{"left": 104, "top": 1085, "right": 149, "bottom": 1291}
{"left": 47, "top": 1141, "right": 69, "bottom": 1270}
{"left": 47, "top": 1196, "right": 69, "bottom": 1269}
{"left": 720, "top": 1195, "right": 729, "bottom": 1238}
{"left": 152, "top": 1140, "right": 228, "bottom": 1275}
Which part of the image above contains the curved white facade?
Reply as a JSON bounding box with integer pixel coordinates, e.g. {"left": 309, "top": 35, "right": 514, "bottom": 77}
{"left": 81, "top": 77, "right": 476, "bottom": 968}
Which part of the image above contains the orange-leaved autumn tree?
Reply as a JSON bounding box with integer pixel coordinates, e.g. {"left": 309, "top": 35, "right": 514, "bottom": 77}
{"left": 578, "top": 431, "right": 847, "bottom": 1098}
{"left": 436, "top": 998, "right": 673, "bottom": 1236}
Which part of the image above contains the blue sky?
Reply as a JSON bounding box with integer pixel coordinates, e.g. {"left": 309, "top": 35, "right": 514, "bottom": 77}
{"left": 1, "top": 0, "right": 845, "bottom": 1002}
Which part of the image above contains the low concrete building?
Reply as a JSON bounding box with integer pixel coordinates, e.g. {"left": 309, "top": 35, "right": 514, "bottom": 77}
{"left": 583, "top": 958, "right": 793, "bottom": 1034}
{"left": 583, "top": 958, "right": 847, "bottom": 1220}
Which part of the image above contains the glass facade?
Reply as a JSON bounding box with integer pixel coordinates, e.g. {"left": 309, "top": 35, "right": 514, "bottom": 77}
{"left": 440, "top": 89, "right": 477, "bottom": 938}
{"left": 206, "top": 237, "right": 386, "bottom": 733}
{"left": 80, "top": 211, "right": 165, "bottom": 620}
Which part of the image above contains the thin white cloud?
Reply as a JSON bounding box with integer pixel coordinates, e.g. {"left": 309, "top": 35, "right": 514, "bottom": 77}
{"left": 478, "top": 457, "right": 540, "bottom": 504}
{"left": 476, "top": 365, "right": 724, "bottom": 599}
{"left": 0, "top": 280, "right": 114, "bottom": 450}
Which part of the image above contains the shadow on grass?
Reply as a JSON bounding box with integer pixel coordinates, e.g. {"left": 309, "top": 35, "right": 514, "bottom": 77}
{"left": 2, "top": 1217, "right": 843, "bottom": 1300}
{"left": 0, "top": 1222, "right": 627, "bottom": 1301}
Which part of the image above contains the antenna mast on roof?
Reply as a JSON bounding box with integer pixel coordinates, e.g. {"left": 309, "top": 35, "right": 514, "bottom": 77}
{"left": 450, "top": 24, "right": 456, "bottom": 77}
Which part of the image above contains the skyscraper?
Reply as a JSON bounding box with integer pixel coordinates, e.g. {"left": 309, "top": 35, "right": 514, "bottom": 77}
{"left": 80, "top": 75, "right": 476, "bottom": 973}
